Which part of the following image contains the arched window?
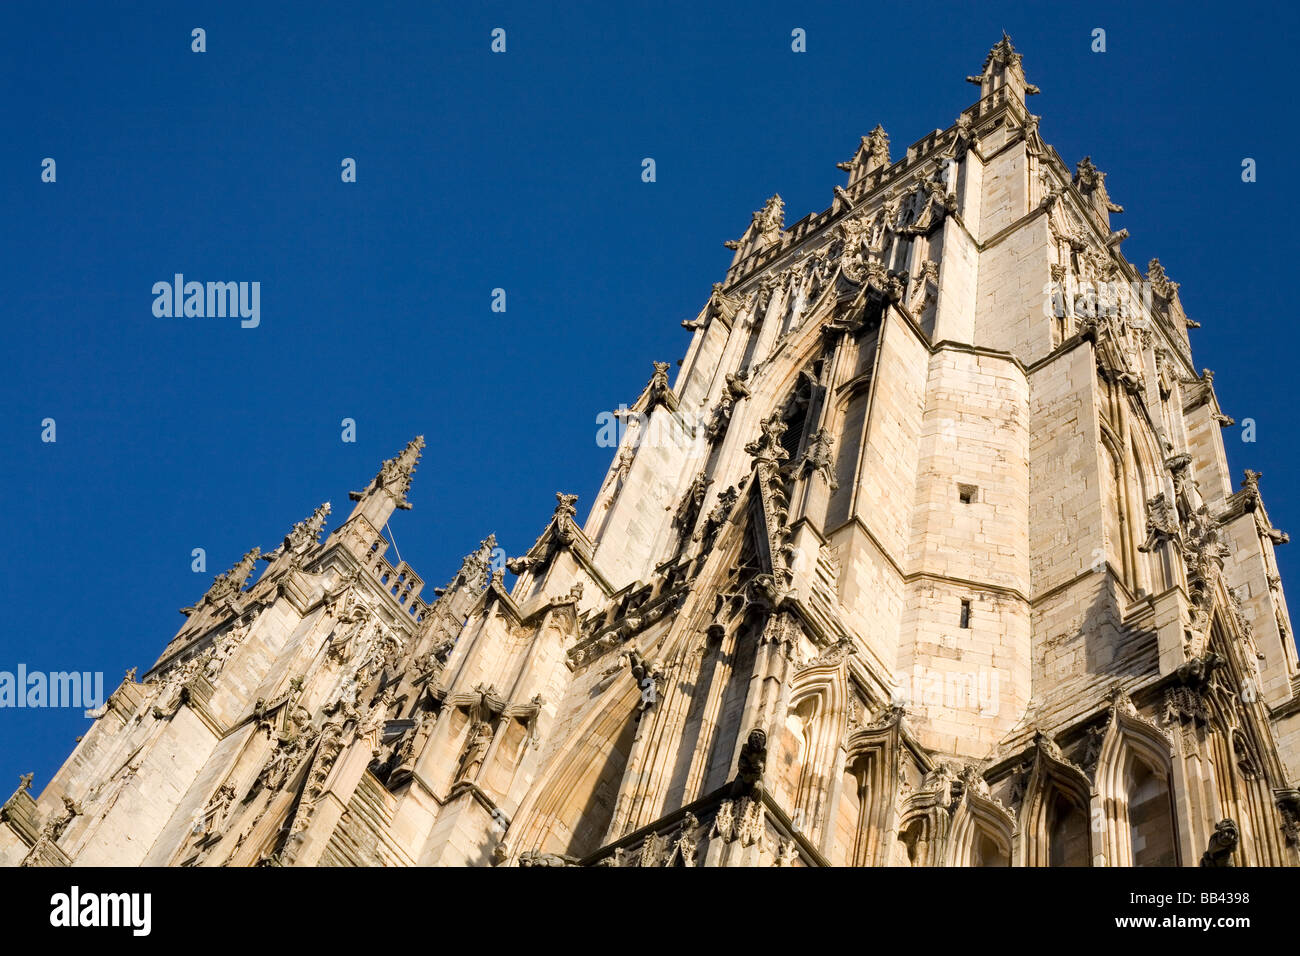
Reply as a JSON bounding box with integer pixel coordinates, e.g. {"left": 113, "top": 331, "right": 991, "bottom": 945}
{"left": 1099, "top": 436, "right": 1130, "bottom": 587}
{"left": 1095, "top": 699, "right": 1179, "bottom": 866}
{"left": 825, "top": 393, "right": 867, "bottom": 528}
{"left": 835, "top": 753, "right": 872, "bottom": 865}
{"left": 774, "top": 697, "right": 817, "bottom": 815}
{"left": 1019, "top": 733, "right": 1094, "bottom": 867}
{"left": 949, "top": 791, "right": 1014, "bottom": 867}
{"left": 507, "top": 690, "right": 641, "bottom": 860}
{"left": 1046, "top": 790, "right": 1091, "bottom": 867}
{"left": 974, "top": 830, "right": 1009, "bottom": 867}
{"left": 1127, "top": 756, "right": 1177, "bottom": 866}
{"left": 896, "top": 817, "right": 924, "bottom": 866}
{"left": 775, "top": 670, "right": 847, "bottom": 848}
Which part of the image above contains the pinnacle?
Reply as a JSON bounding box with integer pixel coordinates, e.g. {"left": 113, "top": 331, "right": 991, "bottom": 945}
{"left": 395, "top": 435, "right": 425, "bottom": 468}
{"left": 968, "top": 33, "right": 1036, "bottom": 96}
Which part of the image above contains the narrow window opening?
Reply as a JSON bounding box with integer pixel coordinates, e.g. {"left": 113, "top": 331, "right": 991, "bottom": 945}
{"left": 958, "top": 484, "right": 977, "bottom": 504}
{"left": 959, "top": 599, "right": 971, "bottom": 629}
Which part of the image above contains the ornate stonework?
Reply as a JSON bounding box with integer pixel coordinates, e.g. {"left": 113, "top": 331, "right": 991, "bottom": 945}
{"left": 7, "top": 35, "right": 1300, "bottom": 869}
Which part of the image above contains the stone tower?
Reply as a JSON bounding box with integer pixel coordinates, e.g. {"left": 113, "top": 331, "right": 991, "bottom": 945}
{"left": 7, "top": 36, "right": 1300, "bottom": 867}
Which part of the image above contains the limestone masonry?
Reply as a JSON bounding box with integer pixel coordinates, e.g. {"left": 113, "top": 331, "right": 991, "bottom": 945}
{"left": 8, "top": 36, "right": 1300, "bottom": 867}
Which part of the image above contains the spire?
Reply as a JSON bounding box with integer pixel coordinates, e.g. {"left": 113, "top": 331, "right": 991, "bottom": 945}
{"left": 347, "top": 436, "right": 425, "bottom": 527}
{"left": 266, "top": 501, "right": 332, "bottom": 562}
{"left": 292, "top": 501, "right": 332, "bottom": 549}
{"left": 434, "top": 534, "right": 498, "bottom": 599}
{"left": 966, "top": 32, "right": 1038, "bottom": 104}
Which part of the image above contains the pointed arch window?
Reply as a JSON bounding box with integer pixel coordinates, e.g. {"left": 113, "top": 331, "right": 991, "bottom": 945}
{"left": 1127, "top": 755, "right": 1177, "bottom": 866}
{"left": 974, "top": 830, "right": 1010, "bottom": 867}
{"left": 1046, "top": 790, "right": 1091, "bottom": 866}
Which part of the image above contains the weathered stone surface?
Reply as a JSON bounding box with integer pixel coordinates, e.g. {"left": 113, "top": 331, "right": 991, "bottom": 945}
{"left": 11, "top": 35, "right": 1299, "bottom": 868}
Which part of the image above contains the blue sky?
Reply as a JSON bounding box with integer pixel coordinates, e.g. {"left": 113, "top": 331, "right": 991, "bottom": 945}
{"left": 2, "top": 0, "right": 1296, "bottom": 789}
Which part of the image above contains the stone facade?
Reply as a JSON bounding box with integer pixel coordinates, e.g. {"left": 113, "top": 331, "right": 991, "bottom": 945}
{"left": 7, "top": 35, "right": 1300, "bottom": 867}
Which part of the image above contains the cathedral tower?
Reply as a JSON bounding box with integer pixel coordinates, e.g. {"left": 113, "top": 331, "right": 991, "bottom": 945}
{"left": 7, "top": 36, "right": 1300, "bottom": 867}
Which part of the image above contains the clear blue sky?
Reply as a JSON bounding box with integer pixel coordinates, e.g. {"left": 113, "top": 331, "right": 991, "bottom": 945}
{"left": 2, "top": 0, "right": 1296, "bottom": 790}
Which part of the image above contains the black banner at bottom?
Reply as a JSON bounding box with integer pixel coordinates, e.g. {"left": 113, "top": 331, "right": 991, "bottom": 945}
{"left": 0, "top": 865, "right": 1277, "bottom": 942}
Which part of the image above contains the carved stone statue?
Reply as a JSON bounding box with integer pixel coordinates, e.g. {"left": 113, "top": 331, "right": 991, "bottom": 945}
{"left": 733, "top": 728, "right": 768, "bottom": 798}
{"left": 1200, "top": 818, "right": 1239, "bottom": 867}
{"left": 455, "top": 721, "right": 494, "bottom": 784}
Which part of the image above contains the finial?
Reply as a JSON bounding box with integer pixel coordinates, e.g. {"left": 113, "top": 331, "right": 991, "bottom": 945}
{"left": 554, "top": 493, "right": 579, "bottom": 520}
{"left": 182, "top": 547, "right": 262, "bottom": 616}
{"left": 967, "top": 34, "right": 1038, "bottom": 98}
{"left": 281, "top": 501, "right": 332, "bottom": 554}
{"left": 838, "top": 125, "right": 891, "bottom": 184}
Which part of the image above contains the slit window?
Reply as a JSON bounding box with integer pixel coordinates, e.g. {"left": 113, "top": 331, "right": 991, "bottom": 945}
{"left": 959, "top": 599, "right": 972, "bottom": 629}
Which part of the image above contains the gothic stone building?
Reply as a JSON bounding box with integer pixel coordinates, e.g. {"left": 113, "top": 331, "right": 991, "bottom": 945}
{"left": 7, "top": 36, "right": 1300, "bottom": 868}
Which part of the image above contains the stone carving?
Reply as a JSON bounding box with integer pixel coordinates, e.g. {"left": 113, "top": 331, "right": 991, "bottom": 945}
{"left": 518, "top": 849, "right": 573, "bottom": 867}
{"left": 1268, "top": 574, "right": 1290, "bottom": 639}
{"left": 967, "top": 33, "right": 1039, "bottom": 95}
{"left": 774, "top": 838, "right": 798, "bottom": 866}
{"left": 47, "top": 797, "right": 80, "bottom": 842}
{"left": 896, "top": 164, "right": 957, "bottom": 236}
{"left": 725, "top": 195, "right": 785, "bottom": 254}
{"left": 181, "top": 548, "right": 261, "bottom": 616}
{"left": 1276, "top": 791, "right": 1300, "bottom": 848}
{"left": 327, "top": 594, "right": 373, "bottom": 662}
{"left": 744, "top": 415, "right": 788, "bottom": 464}
{"left": 869, "top": 703, "right": 906, "bottom": 729}
{"left": 694, "top": 485, "right": 740, "bottom": 555}
{"left": 195, "top": 783, "right": 237, "bottom": 838}
{"left": 685, "top": 282, "right": 742, "bottom": 330}
{"left": 282, "top": 719, "right": 347, "bottom": 858}
{"left": 714, "top": 796, "right": 764, "bottom": 848}
{"left": 21, "top": 798, "right": 80, "bottom": 867}
{"left": 1162, "top": 653, "right": 1223, "bottom": 726}
{"left": 733, "top": 728, "right": 768, "bottom": 798}
{"left": 1073, "top": 156, "right": 1123, "bottom": 217}
{"left": 252, "top": 706, "right": 320, "bottom": 796}
{"left": 349, "top": 436, "right": 424, "bottom": 510}
{"left": 797, "top": 428, "right": 837, "bottom": 488}
{"left": 357, "top": 688, "right": 394, "bottom": 738}
{"left": 553, "top": 492, "right": 579, "bottom": 521}
{"left": 725, "top": 369, "right": 752, "bottom": 401}
{"left": 957, "top": 764, "right": 991, "bottom": 799}
{"left": 671, "top": 472, "right": 711, "bottom": 547}
{"left": 1137, "top": 493, "right": 1180, "bottom": 553}
{"left": 24, "top": 36, "right": 1300, "bottom": 875}
{"left": 1182, "top": 507, "right": 1231, "bottom": 657}
{"left": 837, "top": 124, "right": 891, "bottom": 191}
{"left": 666, "top": 812, "right": 700, "bottom": 867}
{"left": 454, "top": 720, "right": 494, "bottom": 784}
{"left": 1147, "top": 258, "right": 1178, "bottom": 301}
{"left": 1200, "top": 818, "right": 1239, "bottom": 867}
{"left": 800, "top": 637, "right": 855, "bottom": 671}
{"left": 754, "top": 195, "right": 785, "bottom": 238}
{"left": 268, "top": 501, "right": 332, "bottom": 561}
{"left": 626, "top": 650, "right": 664, "bottom": 716}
